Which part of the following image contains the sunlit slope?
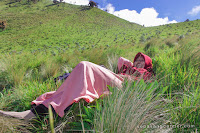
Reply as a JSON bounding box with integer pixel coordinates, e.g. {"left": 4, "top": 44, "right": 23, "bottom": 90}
{"left": 0, "top": 0, "right": 200, "bottom": 55}
{"left": 0, "top": 0, "right": 142, "bottom": 53}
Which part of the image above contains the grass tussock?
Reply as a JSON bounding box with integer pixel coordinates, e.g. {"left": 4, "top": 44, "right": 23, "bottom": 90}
{"left": 0, "top": 116, "right": 30, "bottom": 133}
{"left": 94, "top": 80, "right": 170, "bottom": 133}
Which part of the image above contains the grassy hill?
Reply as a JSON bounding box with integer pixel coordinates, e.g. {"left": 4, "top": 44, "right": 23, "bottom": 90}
{"left": 1, "top": 0, "right": 199, "bottom": 55}
{"left": 0, "top": 0, "right": 141, "bottom": 53}
{"left": 0, "top": 0, "right": 199, "bottom": 132}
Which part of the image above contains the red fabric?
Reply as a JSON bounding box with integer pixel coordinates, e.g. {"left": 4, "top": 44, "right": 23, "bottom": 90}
{"left": 119, "top": 52, "right": 153, "bottom": 81}
{"left": 133, "top": 52, "right": 152, "bottom": 70}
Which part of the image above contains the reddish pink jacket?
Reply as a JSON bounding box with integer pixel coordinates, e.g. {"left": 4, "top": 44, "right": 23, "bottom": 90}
{"left": 118, "top": 52, "right": 153, "bottom": 81}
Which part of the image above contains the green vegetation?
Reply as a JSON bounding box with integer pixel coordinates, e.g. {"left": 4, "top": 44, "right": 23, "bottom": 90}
{"left": 0, "top": 0, "right": 199, "bottom": 132}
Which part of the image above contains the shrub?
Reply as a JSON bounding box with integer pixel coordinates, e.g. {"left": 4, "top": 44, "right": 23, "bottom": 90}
{"left": 166, "top": 41, "right": 175, "bottom": 48}
{"left": 178, "top": 35, "right": 185, "bottom": 41}
{"left": 140, "top": 35, "right": 146, "bottom": 42}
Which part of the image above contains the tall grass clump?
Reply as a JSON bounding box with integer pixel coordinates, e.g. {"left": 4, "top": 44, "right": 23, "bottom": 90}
{"left": 0, "top": 51, "right": 76, "bottom": 90}
{"left": 0, "top": 79, "right": 56, "bottom": 111}
{"left": 0, "top": 116, "right": 30, "bottom": 133}
{"left": 152, "top": 36, "right": 199, "bottom": 91}
{"left": 143, "top": 39, "right": 160, "bottom": 57}
{"left": 107, "top": 54, "right": 119, "bottom": 73}
{"left": 0, "top": 53, "right": 47, "bottom": 88}
{"left": 177, "top": 37, "right": 200, "bottom": 68}
{"left": 151, "top": 36, "right": 200, "bottom": 132}
{"left": 169, "top": 81, "right": 200, "bottom": 132}
{"left": 93, "top": 80, "right": 170, "bottom": 133}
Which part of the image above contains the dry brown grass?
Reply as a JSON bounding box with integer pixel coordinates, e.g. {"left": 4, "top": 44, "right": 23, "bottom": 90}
{"left": 0, "top": 116, "right": 30, "bottom": 133}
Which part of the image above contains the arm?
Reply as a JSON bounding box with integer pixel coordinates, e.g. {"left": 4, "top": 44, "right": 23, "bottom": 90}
{"left": 117, "top": 57, "right": 133, "bottom": 74}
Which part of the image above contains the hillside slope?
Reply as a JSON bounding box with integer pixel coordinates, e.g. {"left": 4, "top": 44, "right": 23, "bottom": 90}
{"left": 0, "top": 0, "right": 142, "bottom": 53}
{"left": 0, "top": 0, "right": 199, "bottom": 55}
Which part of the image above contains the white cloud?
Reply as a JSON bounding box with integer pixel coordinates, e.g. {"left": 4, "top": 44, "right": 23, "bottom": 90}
{"left": 104, "top": 4, "right": 177, "bottom": 27}
{"left": 105, "top": 3, "right": 115, "bottom": 14}
{"left": 61, "top": 1, "right": 177, "bottom": 27}
{"left": 63, "top": 0, "right": 89, "bottom": 5}
{"left": 188, "top": 5, "right": 200, "bottom": 16}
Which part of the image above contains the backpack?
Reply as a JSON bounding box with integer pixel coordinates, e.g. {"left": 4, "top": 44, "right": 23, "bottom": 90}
{"left": 54, "top": 73, "right": 70, "bottom": 84}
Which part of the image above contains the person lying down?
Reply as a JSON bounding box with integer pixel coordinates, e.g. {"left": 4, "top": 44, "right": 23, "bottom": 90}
{"left": 0, "top": 52, "right": 153, "bottom": 121}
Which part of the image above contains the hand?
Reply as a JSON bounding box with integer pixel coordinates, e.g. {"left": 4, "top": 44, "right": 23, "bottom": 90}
{"left": 133, "top": 70, "right": 141, "bottom": 77}
{"left": 119, "top": 65, "right": 128, "bottom": 74}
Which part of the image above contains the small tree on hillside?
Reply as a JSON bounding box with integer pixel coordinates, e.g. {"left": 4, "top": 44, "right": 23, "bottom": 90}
{"left": 185, "top": 19, "right": 190, "bottom": 22}
{"left": 53, "top": 0, "right": 63, "bottom": 4}
{"left": 89, "top": 1, "right": 98, "bottom": 8}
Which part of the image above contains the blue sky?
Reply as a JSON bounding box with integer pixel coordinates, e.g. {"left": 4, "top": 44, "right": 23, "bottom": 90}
{"left": 63, "top": 0, "right": 200, "bottom": 26}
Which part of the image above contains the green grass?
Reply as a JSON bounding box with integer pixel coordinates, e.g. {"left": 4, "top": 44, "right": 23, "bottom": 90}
{"left": 0, "top": 0, "right": 199, "bottom": 132}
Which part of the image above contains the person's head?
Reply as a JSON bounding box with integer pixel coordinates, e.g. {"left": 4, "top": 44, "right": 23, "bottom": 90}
{"left": 133, "top": 55, "right": 145, "bottom": 68}
{"left": 133, "top": 52, "right": 152, "bottom": 70}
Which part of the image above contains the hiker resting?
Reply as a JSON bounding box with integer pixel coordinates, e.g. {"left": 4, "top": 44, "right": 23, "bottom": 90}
{"left": 0, "top": 52, "right": 153, "bottom": 121}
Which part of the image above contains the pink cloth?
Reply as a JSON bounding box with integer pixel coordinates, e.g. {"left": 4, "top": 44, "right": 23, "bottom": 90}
{"left": 118, "top": 57, "right": 133, "bottom": 72}
{"left": 32, "top": 61, "right": 124, "bottom": 117}
{"left": 32, "top": 54, "right": 152, "bottom": 117}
